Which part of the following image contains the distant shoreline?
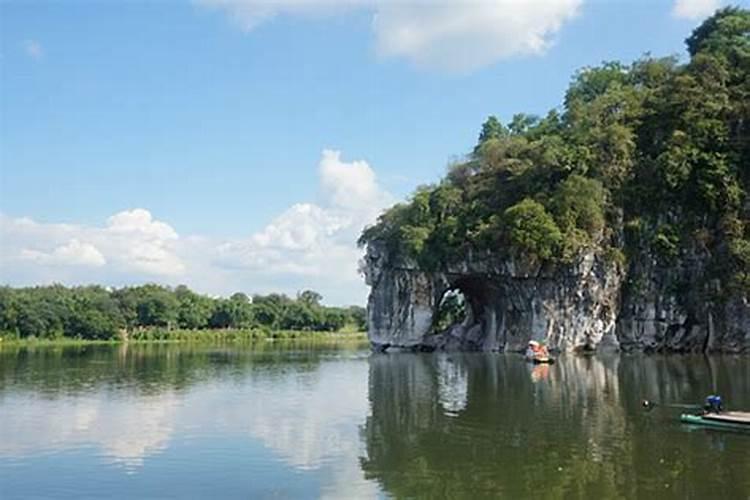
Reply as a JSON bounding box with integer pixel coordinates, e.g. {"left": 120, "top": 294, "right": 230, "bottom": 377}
{"left": 0, "top": 328, "right": 367, "bottom": 347}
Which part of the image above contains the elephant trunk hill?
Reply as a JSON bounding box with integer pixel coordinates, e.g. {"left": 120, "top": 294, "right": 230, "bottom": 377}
{"left": 359, "top": 8, "right": 750, "bottom": 354}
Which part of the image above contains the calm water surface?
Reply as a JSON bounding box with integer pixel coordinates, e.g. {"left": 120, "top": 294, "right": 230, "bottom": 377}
{"left": 1, "top": 342, "right": 749, "bottom": 499}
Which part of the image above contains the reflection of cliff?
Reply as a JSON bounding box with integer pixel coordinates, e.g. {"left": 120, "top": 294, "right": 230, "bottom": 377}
{"left": 361, "top": 353, "right": 750, "bottom": 498}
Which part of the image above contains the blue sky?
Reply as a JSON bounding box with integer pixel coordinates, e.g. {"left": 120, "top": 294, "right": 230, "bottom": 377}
{"left": 0, "top": 0, "right": 735, "bottom": 304}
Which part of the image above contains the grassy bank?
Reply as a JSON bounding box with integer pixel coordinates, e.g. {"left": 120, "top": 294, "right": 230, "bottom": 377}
{"left": 0, "top": 328, "right": 367, "bottom": 347}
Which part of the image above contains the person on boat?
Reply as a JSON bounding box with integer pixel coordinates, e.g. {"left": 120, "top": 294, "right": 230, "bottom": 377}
{"left": 703, "top": 395, "right": 724, "bottom": 414}
{"left": 525, "top": 340, "right": 549, "bottom": 360}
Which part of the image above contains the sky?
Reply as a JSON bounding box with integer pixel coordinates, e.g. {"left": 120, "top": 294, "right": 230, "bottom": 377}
{"left": 0, "top": 0, "right": 739, "bottom": 305}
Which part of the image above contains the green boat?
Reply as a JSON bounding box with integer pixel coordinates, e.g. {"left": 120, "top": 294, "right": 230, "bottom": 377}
{"left": 680, "top": 411, "right": 750, "bottom": 431}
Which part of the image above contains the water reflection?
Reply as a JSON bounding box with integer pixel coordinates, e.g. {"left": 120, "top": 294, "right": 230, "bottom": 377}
{"left": 0, "top": 341, "right": 379, "bottom": 499}
{"left": 1, "top": 344, "right": 749, "bottom": 499}
{"left": 361, "top": 353, "right": 750, "bottom": 499}
{"left": 437, "top": 356, "right": 468, "bottom": 415}
{"left": 0, "top": 392, "right": 178, "bottom": 470}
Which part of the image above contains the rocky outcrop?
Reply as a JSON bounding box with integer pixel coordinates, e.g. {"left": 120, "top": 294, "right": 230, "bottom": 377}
{"left": 616, "top": 241, "right": 750, "bottom": 353}
{"left": 363, "top": 242, "right": 623, "bottom": 353}
{"left": 363, "top": 242, "right": 750, "bottom": 353}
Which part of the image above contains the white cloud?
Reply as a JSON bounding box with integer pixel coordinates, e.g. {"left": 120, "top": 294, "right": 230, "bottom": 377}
{"left": 23, "top": 39, "right": 43, "bottom": 59}
{"left": 107, "top": 208, "right": 178, "bottom": 240}
{"left": 320, "top": 149, "right": 386, "bottom": 212}
{"left": 1, "top": 208, "right": 185, "bottom": 282}
{"left": 672, "top": 0, "right": 722, "bottom": 19}
{"left": 373, "top": 0, "right": 582, "bottom": 72}
{"left": 214, "top": 150, "right": 393, "bottom": 296}
{"left": 104, "top": 208, "right": 184, "bottom": 276}
{"left": 250, "top": 203, "right": 348, "bottom": 251}
{"left": 197, "top": 0, "right": 583, "bottom": 72}
{"left": 0, "top": 150, "right": 391, "bottom": 305}
{"left": 21, "top": 239, "right": 106, "bottom": 267}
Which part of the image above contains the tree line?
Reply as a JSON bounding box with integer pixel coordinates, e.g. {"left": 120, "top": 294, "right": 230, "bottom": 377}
{"left": 0, "top": 284, "right": 366, "bottom": 340}
{"left": 359, "top": 8, "right": 750, "bottom": 295}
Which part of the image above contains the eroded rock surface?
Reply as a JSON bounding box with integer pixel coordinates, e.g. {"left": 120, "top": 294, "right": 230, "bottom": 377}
{"left": 363, "top": 242, "right": 750, "bottom": 353}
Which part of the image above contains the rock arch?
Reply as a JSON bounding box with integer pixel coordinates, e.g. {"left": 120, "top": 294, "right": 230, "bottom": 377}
{"left": 363, "top": 242, "right": 624, "bottom": 352}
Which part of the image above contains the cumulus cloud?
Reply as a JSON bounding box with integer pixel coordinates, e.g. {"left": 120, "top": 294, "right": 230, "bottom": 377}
{"left": 20, "top": 239, "right": 106, "bottom": 267}
{"left": 198, "top": 0, "right": 583, "bottom": 72}
{"left": 23, "top": 39, "right": 43, "bottom": 59}
{"left": 0, "top": 150, "right": 391, "bottom": 304}
{"left": 214, "top": 150, "right": 393, "bottom": 293}
{"left": 320, "top": 149, "right": 387, "bottom": 212}
{"left": 672, "top": 0, "right": 723, "bottom": 19}
{"left": 1, "top": 208, "right": 185, "bottom": 283}
{"left": 373, "top": 0, "right": 582, "bottom": 72}
{"left": 104, "top": 209, "right": 184, "bottom": 276}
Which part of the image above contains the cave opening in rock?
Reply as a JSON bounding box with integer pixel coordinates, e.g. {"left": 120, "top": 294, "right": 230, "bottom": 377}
{"left": 434, "top": 276, "right": 491, "bottom": 333}
{"left": 434, "top": 289, "right": 468, "bottom": 333}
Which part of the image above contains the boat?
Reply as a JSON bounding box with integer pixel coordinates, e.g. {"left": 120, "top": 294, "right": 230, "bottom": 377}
{"left": 525, "top": 340, "right": 555, "bottom": 364}
{"left": 680, "top": 411, "right": 750, "bottom": 431}
{"left": 528, "top": 356, "right": 555, "bottom": 364}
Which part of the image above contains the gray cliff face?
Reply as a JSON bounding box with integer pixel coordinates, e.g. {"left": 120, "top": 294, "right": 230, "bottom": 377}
{"left": 363, "top": 242, "right": 750, "bottom": 353}
{"left": 364, "top": 242, "right": 623, "bottom": 353}
{"left": 616, "top": 242, "right": 750, "bottom": 353}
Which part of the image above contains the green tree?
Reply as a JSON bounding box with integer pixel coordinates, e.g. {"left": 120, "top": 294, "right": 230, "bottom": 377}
{"left": 685, "top": 7, "right": 750, "bottom": 58}
{"left": 503, "top": 199, "right": 563, "bottom": 262}
{"left": 297, "top": 290, "right": 322, "bottom": 308}
{"left": 209, "top": 295, "right": 254, "bottom": 329}
{"left": 175, "top": 285, "right": 213, "bottom": 329}
{"left": 475, "top": 115, "right": 507, "bottom": 149}
{"left": 134, "top": 285, "right": 179, "bottom": 328}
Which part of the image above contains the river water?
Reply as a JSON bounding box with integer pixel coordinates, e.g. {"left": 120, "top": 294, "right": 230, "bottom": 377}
{"left": 0, "top": 342, "right": 748, "bottom": 499}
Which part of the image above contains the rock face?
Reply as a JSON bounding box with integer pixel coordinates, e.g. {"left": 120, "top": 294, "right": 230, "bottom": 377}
{"left": 363, "top": 242, "right": 750, "bottom": 353}
{"left": 616, "top": 241, "right": 750, "bottom": 353}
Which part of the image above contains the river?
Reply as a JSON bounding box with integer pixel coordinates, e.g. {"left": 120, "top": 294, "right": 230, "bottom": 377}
{"left": 1, "top": 342, "right": 748, "bottom": 499}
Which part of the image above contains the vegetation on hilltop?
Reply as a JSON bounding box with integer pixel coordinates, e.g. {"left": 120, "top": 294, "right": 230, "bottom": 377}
{"left": 359, "top": 8, "right": 750, "bottom": 295}
{"left": 0, "top": 284, "right": 366, "bottom": 341}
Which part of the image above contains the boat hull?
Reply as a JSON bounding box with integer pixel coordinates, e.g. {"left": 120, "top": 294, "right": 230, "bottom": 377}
{"left": 526, "top": 357, "right": 555, "bottom": 364}
{"left": 680, "top": 413, "right": 750, "bottom": 431}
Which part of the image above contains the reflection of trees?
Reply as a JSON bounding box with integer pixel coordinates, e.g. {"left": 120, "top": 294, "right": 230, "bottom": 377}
{"left": 361, "top": 353, "right": 750, "bottom": 498}
{"left": 0, "top": 341, "right": 365, "bottom": 396}
{"left": 0, "top": 341, "right": 378, "bottom": 490}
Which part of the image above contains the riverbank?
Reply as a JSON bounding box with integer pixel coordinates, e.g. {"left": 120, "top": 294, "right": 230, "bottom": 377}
{"left": 0, "top": 328, "right": 367, "bottom": 347}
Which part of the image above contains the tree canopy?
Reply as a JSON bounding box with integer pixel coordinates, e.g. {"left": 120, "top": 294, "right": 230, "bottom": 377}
{"left": 0, "top": 284, "right": 366, "bottom": 340}
{"left": 359, "top": 8, "right": 750, "bottom": 295}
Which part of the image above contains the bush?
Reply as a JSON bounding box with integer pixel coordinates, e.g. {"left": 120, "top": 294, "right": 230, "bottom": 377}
{"left": 503, "top": 199, "right": 562, "bottom": 261}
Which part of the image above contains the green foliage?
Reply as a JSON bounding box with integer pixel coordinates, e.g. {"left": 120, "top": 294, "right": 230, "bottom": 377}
{"left": 175, "top": 285, "right": 213, "bottom": 329}
{"left": 685, "top": 7, "right": 750, "bottom": 58}
{"left": 652, "top": 226, "right": 680, "bottom": 262}
{"left": 359, "top": 10, "right": 750, "bottom": 286}
{"left": 728, "top": 238, "right": 750, "bottom": 293}
{"left": 604, "top": 247, "right": 627, "bottom": 268}
{"left": 209, "top": 296, "right": 254, "bottom": 329}
{"left": 135, "top": 284, "right": 179, "bottom": 328}
{"left": 474, "top": 115, "right": 507, "bottom": 152}
{"left": 297, "top": 290, "right": 322, "bottom": 307}
{"left": 434, "top": 290, "right": 467, "bottom": 332}
{"left": 0, "top": 285, "right": 364, "bottom": 340}
{"left": 503, "top": 199, "right": 562, "bottom": 261}
{"left": 552, "top": 175, "right": 606, "bottom": 236}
